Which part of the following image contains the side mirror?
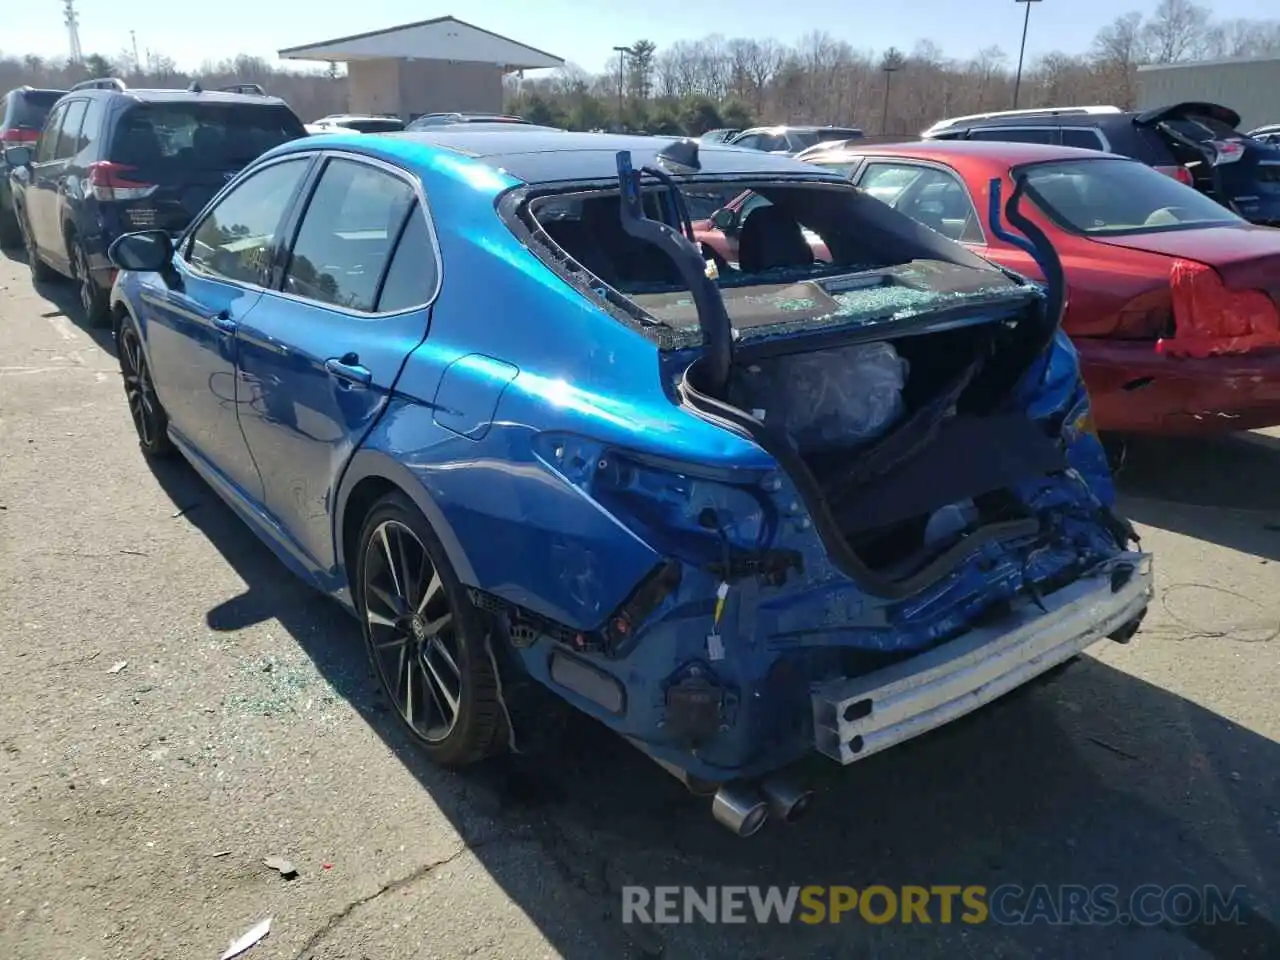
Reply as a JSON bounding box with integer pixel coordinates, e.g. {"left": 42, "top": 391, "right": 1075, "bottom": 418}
{"left": 108, "top": 230, "right": 174, "bottom": 272}
{"left": 710, "top": 207, "right": 738, "bottom": 233}
{"left": 4, "top": 146, "right": 33, "bottom": 169}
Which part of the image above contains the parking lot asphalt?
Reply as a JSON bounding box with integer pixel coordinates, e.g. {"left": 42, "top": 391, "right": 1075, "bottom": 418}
{"left": 1, "top": 248, "right": 1278, "bottom": 960}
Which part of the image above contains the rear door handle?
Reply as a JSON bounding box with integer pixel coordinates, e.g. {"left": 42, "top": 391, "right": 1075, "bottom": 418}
{"left": 325, "top": 353, "right": 372, "bottom": 387}
{"left": 212, "top": 310, "right": 237, "bottom": 333}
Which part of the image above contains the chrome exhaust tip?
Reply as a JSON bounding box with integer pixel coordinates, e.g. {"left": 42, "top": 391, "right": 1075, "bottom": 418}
{"left": 759, "top": 777, "right": 814, "bottom": 823}
{"left": 711, "top": 783, "right": 770, "bottom": 837}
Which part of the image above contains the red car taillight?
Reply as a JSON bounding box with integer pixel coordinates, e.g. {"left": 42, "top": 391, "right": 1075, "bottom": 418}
{"left": 1157, "top": 259, "right": 1280, "bottom": 358}
{"left": 86, "top": 161, "right": 158, "bottom": 201}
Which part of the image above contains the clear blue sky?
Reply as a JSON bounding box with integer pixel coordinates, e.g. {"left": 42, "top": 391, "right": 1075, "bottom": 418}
{"left": 5, "top": 0, "right": 1276, "bottom": 74}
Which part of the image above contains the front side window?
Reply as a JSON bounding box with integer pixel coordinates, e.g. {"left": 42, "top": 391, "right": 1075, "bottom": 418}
{"left": 187, "top": 158, "right": 310, "bottom": 284}
{"left": 282, "top": 158, "right": 417, "bottom": 312}
{"left": 1023, "top": 157, "right": 1242, "bottom": 235}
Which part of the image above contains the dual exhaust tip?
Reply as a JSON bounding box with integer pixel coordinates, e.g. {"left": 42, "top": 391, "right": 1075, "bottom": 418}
{"left": 710, "top": 777, "right": 814, "bottom": 837}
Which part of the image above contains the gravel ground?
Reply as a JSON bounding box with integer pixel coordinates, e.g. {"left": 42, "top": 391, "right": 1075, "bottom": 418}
{"left": 1, "top": 249, "right": 1277, "bottom": 960}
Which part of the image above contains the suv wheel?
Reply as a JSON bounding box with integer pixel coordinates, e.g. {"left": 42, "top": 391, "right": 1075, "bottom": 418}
{"left": 72, "top": 240, "right": 110, "bottom": 327}
{"left": 23, "top": 216, "right": 57, "bottom": 283}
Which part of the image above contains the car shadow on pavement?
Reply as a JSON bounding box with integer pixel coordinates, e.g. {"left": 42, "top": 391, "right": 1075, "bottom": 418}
{"left": 1112, "top": 432, "right": 1280, "bottom": 563}
{"left": 142, "top": 454, "right": 1280, "bottom": 960}
{"left": 2, "top": 246, "right": 116, "bottom": 355}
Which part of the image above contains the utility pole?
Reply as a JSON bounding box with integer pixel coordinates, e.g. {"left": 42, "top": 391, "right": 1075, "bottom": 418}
{"left": 879, "top": 49, "right": 903, "bottom": 136}
{"left": 612, "top": 45, "right": 630, "bottom": 132}
{"left": 131, "top": 30, "right": 140, "bottom": 74}
{"left": 63, "top": 0, "right": 83, "bottom": 65}
{"left": 1013, "top": 0, "right": 1043, "bottom": 109}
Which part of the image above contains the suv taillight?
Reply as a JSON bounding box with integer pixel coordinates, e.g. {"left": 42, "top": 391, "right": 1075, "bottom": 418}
{"left": 0, "top": 128, "right": 39, "bottom": 145}
{"left": 1210, "top": 139, "right": 1247, "bottom": 165}
{"left": 1155, "top": 164, "right": 1195, "bottom": 186}
{"left": 86, "top": 161, "right": 157, "bottom": 201}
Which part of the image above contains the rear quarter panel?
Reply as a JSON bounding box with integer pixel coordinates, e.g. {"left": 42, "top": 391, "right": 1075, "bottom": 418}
{"left": 344, "top": 153, "right": 772, "bottom": 630}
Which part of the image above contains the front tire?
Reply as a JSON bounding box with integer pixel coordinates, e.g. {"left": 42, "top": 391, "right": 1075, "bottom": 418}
{"left": 117, "top": 317, "right": 174, "bottom": 458}
{"left": 0, "top": 207, "right": 21, "bottom": 249}
{"left": 22, "top": 214, "right": 57, "bottom": 283}
{"left": 356, "top": 492, "right": 503, "bottom": 767}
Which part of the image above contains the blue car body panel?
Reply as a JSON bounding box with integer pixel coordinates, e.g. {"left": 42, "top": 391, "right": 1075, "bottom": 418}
{"left": 110, "top": 130, "right": 1138, "bottom": 783}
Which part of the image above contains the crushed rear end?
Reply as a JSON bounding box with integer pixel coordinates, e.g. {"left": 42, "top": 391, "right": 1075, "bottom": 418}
{"left": 507, "top": 143, "right": 1152, "bottom": 834}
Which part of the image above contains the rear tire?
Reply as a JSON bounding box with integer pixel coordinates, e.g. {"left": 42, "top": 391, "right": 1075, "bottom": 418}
{"left": 355, "top": 492, "right": 504, "bottom": 767}
{"left": 72, "top": 239, "right": 110, "bottom": 327}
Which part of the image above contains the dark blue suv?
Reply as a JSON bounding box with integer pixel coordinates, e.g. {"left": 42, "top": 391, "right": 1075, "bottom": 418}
{"left": 4, "top": 77, "right": 305, "bottom": 325}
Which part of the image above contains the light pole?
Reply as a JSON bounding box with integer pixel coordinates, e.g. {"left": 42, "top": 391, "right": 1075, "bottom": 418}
{"left": 1013, "top": 0, "right": 1043, "bottom": 109}
{"left": 612, "top": 45, "right": 631, "bottom": 131}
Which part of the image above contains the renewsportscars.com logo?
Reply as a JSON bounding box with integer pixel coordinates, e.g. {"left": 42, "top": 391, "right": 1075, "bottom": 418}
{"left": 621, "top": 884, "right": 1250, "bottom": 926}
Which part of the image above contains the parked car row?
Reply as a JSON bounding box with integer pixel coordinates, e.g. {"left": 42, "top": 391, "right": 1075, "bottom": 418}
{"left": 5, "top": 118, "right": 1154, "bottom": 833}
{"left": 1, "top": 77, "right": 308, "bottom": 323}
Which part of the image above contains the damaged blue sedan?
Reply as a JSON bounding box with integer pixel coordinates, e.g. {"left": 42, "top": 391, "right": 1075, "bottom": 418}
{"left": 106, "top": 130, "right": 1152, "bottom": 836}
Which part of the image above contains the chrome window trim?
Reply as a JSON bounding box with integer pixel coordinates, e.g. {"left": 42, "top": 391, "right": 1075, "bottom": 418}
{"left": 266, "top": 149, "right": 444, "bottom": 319}
{"left": 179, "top": 152, "right": 316, "bottom": 292}
{"left": 858, "top": 158, "right": 988, "bottom": 246}
{"left": 179, "top": 149, "right": 443, "bottom": 319}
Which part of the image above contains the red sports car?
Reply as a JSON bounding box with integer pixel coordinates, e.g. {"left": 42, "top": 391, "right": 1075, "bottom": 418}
{"left": 695, "top": 140, "right": 1280, "bottom": 435}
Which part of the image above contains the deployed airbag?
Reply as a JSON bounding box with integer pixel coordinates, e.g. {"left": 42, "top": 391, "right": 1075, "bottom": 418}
{"left": 729, "top": 342, "right": 909, "bottom": 449}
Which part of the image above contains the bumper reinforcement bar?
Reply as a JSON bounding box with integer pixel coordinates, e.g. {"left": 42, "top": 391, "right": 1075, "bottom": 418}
{"left": 812, "top": 552, "right": 1154, "bottom": 765}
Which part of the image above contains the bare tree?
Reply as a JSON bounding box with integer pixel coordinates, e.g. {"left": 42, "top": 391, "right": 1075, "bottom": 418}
{"left": 1143, "top": 0, "right": 1212, "bottom": 63}
{"left": 1091, "top": 12, "right": 1148, "bottom": 108}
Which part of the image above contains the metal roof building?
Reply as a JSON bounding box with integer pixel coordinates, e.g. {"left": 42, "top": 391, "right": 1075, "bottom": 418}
{"left": 1137, "top": 56, "right": 1280, "bottom": 133}
{"left": 279, "top": 16, "right": 564, "bottom": 122}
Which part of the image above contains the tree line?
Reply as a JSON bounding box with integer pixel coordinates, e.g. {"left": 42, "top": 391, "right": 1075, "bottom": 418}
{"left": 2, "top": 0, "right": 1277, "bottom": 137}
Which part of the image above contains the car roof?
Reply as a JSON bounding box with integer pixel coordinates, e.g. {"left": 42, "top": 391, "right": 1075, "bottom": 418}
{"left": 9, "top": 86, "right": 67, "bottom": 98}
{"left": 376, "top": 130, "right": 843, "bottom": 184}
{"left": 807, "top": 138, "right": 1133, "bottom": 168}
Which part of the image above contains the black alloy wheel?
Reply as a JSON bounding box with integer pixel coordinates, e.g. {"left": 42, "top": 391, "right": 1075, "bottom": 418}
{"left": 357, "top": 492, "right": 503, "bottom": 766}
{"left": 117, "top": 319, "right": 173, "bottom": 457}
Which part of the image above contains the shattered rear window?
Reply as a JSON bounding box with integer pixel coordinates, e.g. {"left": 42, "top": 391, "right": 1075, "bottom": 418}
{"left": 525, "top": 179, "right": 1026, "bottom": 347}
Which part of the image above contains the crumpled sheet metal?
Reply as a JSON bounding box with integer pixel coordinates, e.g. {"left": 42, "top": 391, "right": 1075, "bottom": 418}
{"left": 1158, "top": 258, "right": 1280, "bottom": 358}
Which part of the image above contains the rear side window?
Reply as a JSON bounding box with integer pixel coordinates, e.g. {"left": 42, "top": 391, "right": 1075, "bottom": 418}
{"left": 76, "top": 99, "right": 104, "bottom": 154}
{"left": 376, "top": 205, "right": 437, "bottom": 311}
{"left": 109, "top": 103, "right": 305, "bottom": 169}
{"left": 282, "top": 158, "right": 417, "bottom": 312}
{"left": 968, "top": 127, "right": 1057, "bottom": 145}
{"left": 1060, "top": 128, "right": 1106, "bottom": 151}
{"left": 55, "top": 100, "right": 87, "bottom": 159}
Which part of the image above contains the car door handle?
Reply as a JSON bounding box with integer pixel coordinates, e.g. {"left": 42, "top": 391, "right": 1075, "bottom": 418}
{"left": 212, "top": 310, "right": 237, "bottom": 333}
{"left": 325, "top": 354, "right": 372, "bottom": 387}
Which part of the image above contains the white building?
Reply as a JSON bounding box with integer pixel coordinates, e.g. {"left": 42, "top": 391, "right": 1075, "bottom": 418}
{"left": 279, "top": 16, "right": 564, "bottom": 121}
{"left": 1137, "top": 56, "right": 1280, "bottom": 132}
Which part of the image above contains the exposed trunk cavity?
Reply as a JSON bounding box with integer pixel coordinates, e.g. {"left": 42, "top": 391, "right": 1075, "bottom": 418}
{"left": 680, "top": 296, "right": 1064, "bottom": 583}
